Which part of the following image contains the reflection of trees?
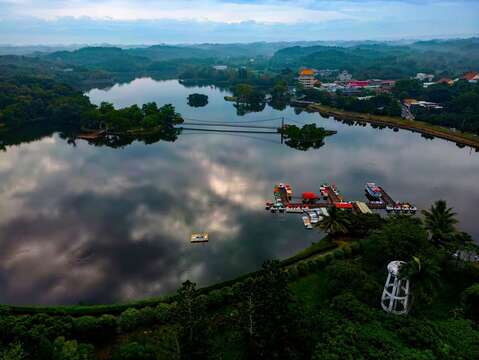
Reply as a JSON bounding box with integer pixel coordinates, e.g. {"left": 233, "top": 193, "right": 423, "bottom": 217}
{"left": 187, "top": 93, "right": 209, "bottom": 107}
{"left": 0, "top": 124, "right": 183, "bottom": 150}
{"left": 233, "top": 102, "right": 266, "bottom": 116}
{"left": 280, "top": 124, "right": 336, "bottom": 151}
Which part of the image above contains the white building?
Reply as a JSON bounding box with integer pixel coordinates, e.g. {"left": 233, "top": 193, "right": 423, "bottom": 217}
{"left": 213, "top": 65, "right": 228, "bottom": 71}
{"left": 338, "top": 70, "right": 352, "bottom": 82}
{"left": 415, "top": 73, "right": 434, "bottom": 82}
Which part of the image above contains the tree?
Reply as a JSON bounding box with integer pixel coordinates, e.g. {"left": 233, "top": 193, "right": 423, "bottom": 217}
{"left": 362, "top": 216, "right": 431, "bottom": 270}
{"left": 400, "top": 256, "right": 441, "bottom": 310}
{"left": 316, "top": 206, "right": 351, "bottom": 237}
{"left": 421, "top": 200, "right": 458, "bottom": 246}
{"left": 52, "top": 337, "right": 93, "bottom": 360}
{"left": 174, "top": 280, "right": 207, "bottom": 359}
{"left": 187, "top": 93, "right": 208, "bottom": 107}
{"left": 237, "top": 261, "right": 304, "bottom": 360}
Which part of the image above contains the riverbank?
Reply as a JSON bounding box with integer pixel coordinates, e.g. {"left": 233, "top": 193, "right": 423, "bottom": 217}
{"left": 308, "top": 103, "right": 479, "bottom": 150}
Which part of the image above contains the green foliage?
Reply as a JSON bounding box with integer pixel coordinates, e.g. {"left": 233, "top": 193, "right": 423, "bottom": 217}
{"left": 52, "top": 337, "right": 93, "bottom": 360}
{"left": 422, "top": 200, "right": 458, "bottom": 246}
{"left": 362, "top": 216, "right": 430, "bottom": 269}
{"left": 316, "top": 206, "right": 351, "bottom": 237}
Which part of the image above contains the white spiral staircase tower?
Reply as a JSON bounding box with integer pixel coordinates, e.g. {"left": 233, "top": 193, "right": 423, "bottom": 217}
{"left": 381, "top": 260, "right": 410, "bottom": 314}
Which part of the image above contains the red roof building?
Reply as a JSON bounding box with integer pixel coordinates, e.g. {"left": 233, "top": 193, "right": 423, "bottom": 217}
{"left": 348, "top": 80, "right": 370, "bottom": 88}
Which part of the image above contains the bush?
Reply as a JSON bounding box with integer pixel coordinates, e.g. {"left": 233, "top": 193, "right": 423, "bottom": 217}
{"left": 155, "top": 303, "right": 171, "bottom": 323}
{"left": 220, "top": 286, "right": 234, "bottom": 301}
{"left": 462, "top": 283, "right": 479, "bottom": 322}
{"left": 138, "top": 307, "right": 157, "bottom": 327}
{"left": 118, "top": 308, "right": 142, "bottom": 333}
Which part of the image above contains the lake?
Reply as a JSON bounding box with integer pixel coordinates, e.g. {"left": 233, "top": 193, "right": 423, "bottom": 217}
{"left": 1, "top": 78, "right": 478, "bottom": 305}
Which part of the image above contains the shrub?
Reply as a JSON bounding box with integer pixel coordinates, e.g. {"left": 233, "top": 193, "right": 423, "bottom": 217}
{"left": 138, "top": 306, "right": 157, "bottom": 327}
{"left": 118, "top": 308, "right": 142, "bottom": 333}
{"left": 155, "top": 303, "right": 171, "bottom": 323}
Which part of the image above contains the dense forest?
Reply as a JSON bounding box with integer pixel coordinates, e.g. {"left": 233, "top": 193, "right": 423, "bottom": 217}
{"left": 0, "top": 60, "right": 184, "bottom": 149}
{"left": 0, "top": 201, "right": 478, "bottom": 359}
{"left": 270, "top": 38, "right": 479, "bottom": 79}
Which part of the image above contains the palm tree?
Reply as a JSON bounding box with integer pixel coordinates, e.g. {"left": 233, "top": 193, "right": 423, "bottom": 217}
{"left": 421, "top": 200, "right": 458, "bottom": 246}
{"left": 316, "top": 206, "right": 351, "bottom": 237}
{"left": 400, "top": 256, "right": 441, "bottom": 311}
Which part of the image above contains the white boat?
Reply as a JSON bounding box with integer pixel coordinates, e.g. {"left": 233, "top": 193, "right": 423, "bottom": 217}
{"left": 302, "top": 215, "right": 313, "bottom": 229}
{"left": 191, "top": 233, "right": 209, "bottom": 243}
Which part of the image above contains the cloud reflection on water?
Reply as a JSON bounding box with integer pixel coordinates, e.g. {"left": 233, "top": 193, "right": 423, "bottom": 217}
{"left": 0, "top": 79, "right": 478, "bottom": 305}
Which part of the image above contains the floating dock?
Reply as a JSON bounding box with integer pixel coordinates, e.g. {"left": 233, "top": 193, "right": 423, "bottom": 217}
{"left": 190, "top": 233, "right": 209, "bottom": 243}
{"left": 265, "top": 182, "right": 417, "bottom": 228}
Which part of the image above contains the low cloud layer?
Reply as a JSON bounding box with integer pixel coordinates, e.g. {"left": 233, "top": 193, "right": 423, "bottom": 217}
{"left": 0, "top": 1, "right": 478, "bottom": 44}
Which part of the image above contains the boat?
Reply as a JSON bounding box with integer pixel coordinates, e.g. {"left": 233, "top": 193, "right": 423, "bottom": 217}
{"left": 365, "top": 182, "right": 382, "bottom": 199}
{"left": 191, "top": 233, "right": 209, "bottom": 243}
{"left": 302, "top": 215, "right": 313, "bottom": 229}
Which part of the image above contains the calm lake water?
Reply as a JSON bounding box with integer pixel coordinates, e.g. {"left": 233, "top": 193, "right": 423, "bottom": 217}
{"left": 1, "top": 78, "right": 478, "bottom": 305}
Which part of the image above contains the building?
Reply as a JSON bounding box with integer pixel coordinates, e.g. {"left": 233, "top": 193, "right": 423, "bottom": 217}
{"left": 338, "top": 70, "right": 352, "bottom": 81}
{"left": 298, "top": 68, "right": 317, "bottom": 88}
{"left": 348, "top": 80, "right": 370, "bottom": 88}
{"left": 213, "top": 65, "right": 228, "bottom": 71}
{"left": 318, "top": 69, "right": 339, "bottom": 78}
{"left": 463, "top": 71, "right": 479, "bottom": 83}
{"left": 415, "top": 73, "right": 434, "bottom": 82}
{"left": 436, "top": 78, "right": 454, "bottom": 86}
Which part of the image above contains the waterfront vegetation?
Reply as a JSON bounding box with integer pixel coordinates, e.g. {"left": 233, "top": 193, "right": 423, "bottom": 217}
{"left": 0, "top": 201, "right": 478, "bottom": 359}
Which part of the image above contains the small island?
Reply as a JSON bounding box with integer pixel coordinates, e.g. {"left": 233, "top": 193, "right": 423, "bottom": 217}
{"left": 187, "top": 93, "right": 208, "bottom": 107}
{"left": 280, "top": 123, "right": 337, "bottom": 151}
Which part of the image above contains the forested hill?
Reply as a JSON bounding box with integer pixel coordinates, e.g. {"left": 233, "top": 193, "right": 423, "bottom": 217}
{"left": 270, "top": 38, "right": 479, "bottom": 79}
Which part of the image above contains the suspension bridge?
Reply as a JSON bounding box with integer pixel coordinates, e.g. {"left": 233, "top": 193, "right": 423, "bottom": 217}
{"left": 178, "top": 116, "right": 288, "bottom": 142}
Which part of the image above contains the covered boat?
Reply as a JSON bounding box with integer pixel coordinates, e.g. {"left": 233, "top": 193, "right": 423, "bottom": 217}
{"left": 365, "top": 182, "right": 382, "bottom": 199}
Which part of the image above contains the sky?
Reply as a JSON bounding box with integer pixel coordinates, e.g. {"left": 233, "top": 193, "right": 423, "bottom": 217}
{"left": 0, "top": 0, "right": 478, "bottom": 45}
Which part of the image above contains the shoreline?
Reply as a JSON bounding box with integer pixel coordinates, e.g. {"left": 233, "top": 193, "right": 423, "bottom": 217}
{"left": 308, "top": 104, "right": 479, "bottom": 150}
